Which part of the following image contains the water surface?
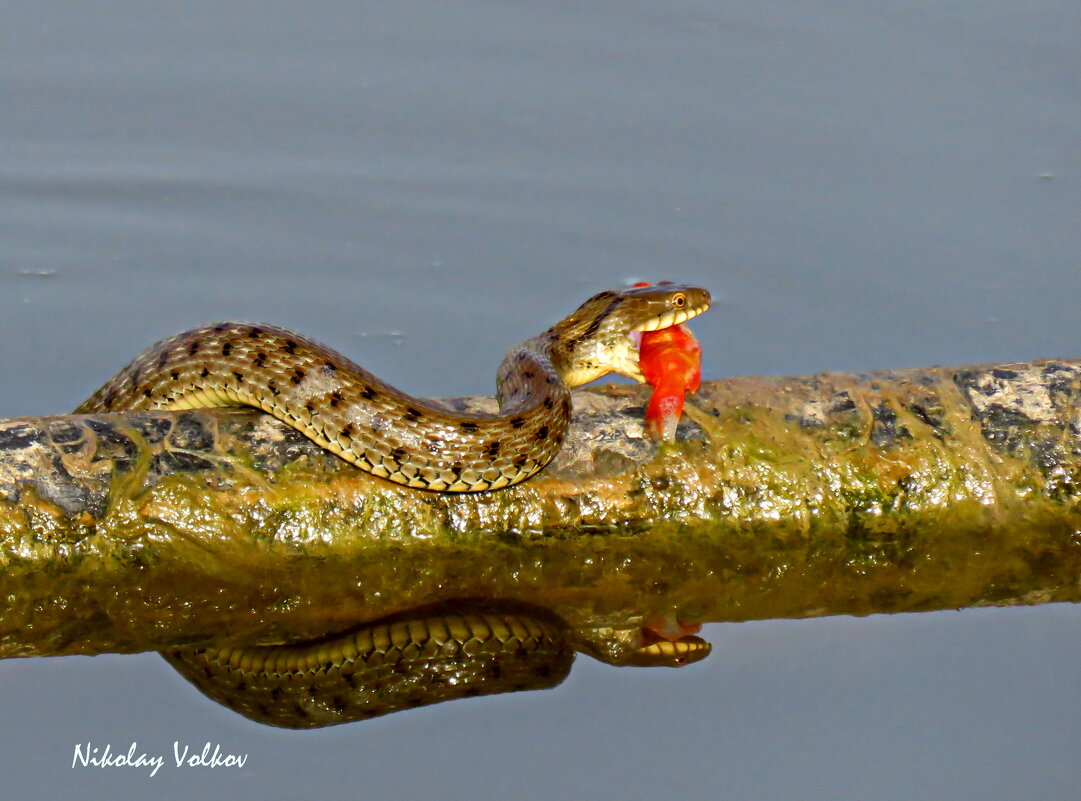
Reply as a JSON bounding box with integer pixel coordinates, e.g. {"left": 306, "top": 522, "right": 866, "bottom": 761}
{"left": 1, "top": 2, "right": 1079, "bottom": 799}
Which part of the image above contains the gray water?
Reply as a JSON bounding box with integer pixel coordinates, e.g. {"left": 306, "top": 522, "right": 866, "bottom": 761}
{"left": 2, "top": 2, "right": 1080, "bottom": 799}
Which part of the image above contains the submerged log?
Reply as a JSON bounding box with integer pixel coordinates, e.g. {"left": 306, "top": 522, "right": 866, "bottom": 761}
{"left": 2, "top": 358, "right": 1080, "bottom": 660}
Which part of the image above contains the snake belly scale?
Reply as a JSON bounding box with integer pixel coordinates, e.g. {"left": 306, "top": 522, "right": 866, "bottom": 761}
{"left": 79, "top": 283, "right": 712, "bottom": 727}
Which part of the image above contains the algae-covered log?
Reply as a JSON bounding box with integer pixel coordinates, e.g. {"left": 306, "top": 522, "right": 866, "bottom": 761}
{"left": 2, "top": 358, "right": 1081, "bottom": 659}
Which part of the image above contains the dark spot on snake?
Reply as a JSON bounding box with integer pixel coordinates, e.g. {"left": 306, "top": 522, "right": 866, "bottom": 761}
{"left": 170, "top": 371, "right": 179, "bottom": 381}
{"left": 233, "top": 371, "right": 244, "bottom": 383}
{"left": 360, "top": 386, "right": 378, "bottom": 401}
{"left": 543, "top": 397, "right": 554, "bottom": 409}
{"left": 490, "top": 664, "right": 503, "bottom": 680}
{"left": 248, "top": 326, "right": 263, "bottom": 338}
{"left": 268, "top": 380, "right": 279, "bottom": 395}
{"left": 235, "top": 680, "right": 247, "bottom": 692}
{"left": 293, "top": 704, "right": 309, "bottom": 718}
{"left": 534, "top": 664, "right": 553, "bottom": 678}
{"left": 212, "top": 323, "right": 228, "bottom": 332}
{"left": 308, "top": 685, "right": 319, "bottom": 697}
{"left": 535, "top": 424, "right": 549, "bottom": 441}
{"left": 485, "top": 440, "right": 501, "bottom": 457}
{"left": 254, "top": 352, "right": 266, "bottom": 367}
{"left": 342, "top": 673, "right": 357, "bottom": 689}
{"left": 515, "top": 352, "right": 527, "bottom": 362}
{"left": 460, "top": 421, "right": 478, "bottom": 432}
{"left": 405, "top": 695, "right": 426, "bottom": 707}
{"left": 103, "top": 391, "right": 116, "bottom": 407}
{"left": 221, "top": 342, "right": 232, "bottom": 356}
{"left": 524, "top": 370, "right": 535, "bottom": 379}
{"left": 256, "top": 703, "right": 271, "bottom": 717}
{"left": 510, "top": 417, "right": 525, "bottom": 429}
{"left": 461, "top": 688, "right": 481, "bottom": 698}
{"left": 157, "top": 351, "right": 169, "bottom": 369}
{"left": 323, "top": 361, "right": 337, "bottom": 372}
{"left": 332, "top": 696, "right": 348, "bottom": 713}
{"left": 188, "top": 341, "right": 200, "bottom": 355}
{"left": 342, "top": 423, "right": 355, "bottom": 437}
{"left": 142, "top": 388, "right": 152, "bottom": 399}
{"left": 513, "top": 454, "right": 528, "bottom": 468}
{"left": 283, "top": 340, "right": 298, "bottom": 354}
{"left": 512, "top": 682, "right": 529, "bottom": 691}
{"left": 404, "top": 407, "right": 423, "bottom": 422}
{"left": 202, "top": 665, "right": 213, "bottom": 678}
{"left": 201, "top": 367, "right": 210, "bottom": 378}
{"left": 578, "top": 290, "right": 615, "bottom": 311}
{"left": 305, "top": 402, "right": 316, "bottom": 414}
{"left": 570, "top": 296, "right": 622, "bottom": 349}
{"left": 391, "top": 447, "right": 407, "bottom": 459}
{"left": 270, "top": 686, "right": 284, "bottom": 700}
{"left": 291, "top": 368, "right": 306, "bottom": 384}
{"left": 330, "top": 390, "right": 343, "bottom": 407}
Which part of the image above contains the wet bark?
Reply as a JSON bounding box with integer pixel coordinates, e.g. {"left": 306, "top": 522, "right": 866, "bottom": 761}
{"left": 2, "top": 358, "right": 1080, "bottom": 658}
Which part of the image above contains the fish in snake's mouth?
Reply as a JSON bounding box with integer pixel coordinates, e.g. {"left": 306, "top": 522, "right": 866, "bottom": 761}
{"left": 620, "top": 299, "right": 710, "bottom": 384}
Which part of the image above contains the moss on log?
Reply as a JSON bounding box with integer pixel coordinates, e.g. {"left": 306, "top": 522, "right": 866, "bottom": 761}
{"left": 2, "top": 358, "right": 1080, "bottom": 659}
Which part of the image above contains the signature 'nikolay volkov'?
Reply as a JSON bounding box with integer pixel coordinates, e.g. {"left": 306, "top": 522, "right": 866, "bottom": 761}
{"left": 72, "top": 741, "right": 247, "bottom": 777}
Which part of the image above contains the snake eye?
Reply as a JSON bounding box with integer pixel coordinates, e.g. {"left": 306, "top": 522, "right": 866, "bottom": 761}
{"left": 672, "top": 293, "right": 686, "bottom": 308}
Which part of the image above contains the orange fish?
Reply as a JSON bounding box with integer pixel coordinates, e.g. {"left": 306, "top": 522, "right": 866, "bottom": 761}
{"left": 631, "top": 282, "right": 702, "bottom": 441}
{"left": 642, "top": 613, "right": 704, "bottom": 641}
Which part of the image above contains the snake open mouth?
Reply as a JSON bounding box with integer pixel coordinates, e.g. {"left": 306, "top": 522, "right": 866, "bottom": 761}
{"left": 630, "top": 301, "right": 711, "bottom": 333}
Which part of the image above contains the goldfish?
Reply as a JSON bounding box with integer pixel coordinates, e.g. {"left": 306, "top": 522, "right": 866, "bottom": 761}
{"left": 631, "top": 282, "right": 702, "bottom": 441}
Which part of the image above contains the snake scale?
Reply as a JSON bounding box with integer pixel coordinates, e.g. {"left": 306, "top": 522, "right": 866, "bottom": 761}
{"left": 78, "top": 283, "right": 712, "bottom": 727}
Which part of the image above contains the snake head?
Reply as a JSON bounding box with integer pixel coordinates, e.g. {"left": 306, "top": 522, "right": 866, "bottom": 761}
{"left": 553, "top": 282, "right": 711, "bottom": 387}
{"left": 572, "top": 623, "right": 712, "bottom": 668}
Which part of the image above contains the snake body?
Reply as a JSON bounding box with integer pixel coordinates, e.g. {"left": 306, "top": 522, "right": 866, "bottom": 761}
{"left": 163, "top": 605, "right": 576, "bottom": 729}
{"left": 80, "top": 283, "right": 712, "bottom": 727}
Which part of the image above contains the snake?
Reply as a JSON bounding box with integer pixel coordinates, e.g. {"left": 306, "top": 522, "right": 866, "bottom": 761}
{"left": 78, "top": 282, "right": 712, "bottom": 728}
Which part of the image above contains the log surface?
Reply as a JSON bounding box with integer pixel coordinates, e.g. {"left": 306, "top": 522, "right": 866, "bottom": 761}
{"left": 2, "top": 358, "right": 1080, "bottom": 659}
